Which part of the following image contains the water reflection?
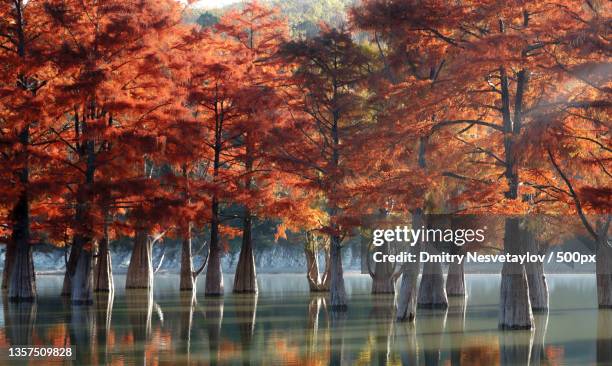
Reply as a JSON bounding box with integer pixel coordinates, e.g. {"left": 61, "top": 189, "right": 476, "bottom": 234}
{"left": 236, "top": 294, "right": 257, "bottom": 366}
{"left": 419, "top": 307, "right": 448, "bottom": 366}
{"left": 70, "top": 303, "right": 95, "bottom": 365}
{"left": 304, "top": 295, "right": 329, "bottom": 364}
{"left": 204, "top": 297, "right": 224, "bottom": 366}
{"left": 530, "top": 312, "right": 549, "bottom": 366}
{"left": 0, "top": 274, "right": 605, "bottom": 365}
{"left": 95, "top": 292, "right": 114, "bottom": 365}
{"left": 598, "top": 309, "right": 612, "bottom": 365}
{"left": 448, "top": 296, "right": 466, "bottom": 366}
{"left": 370, "top": 294, "right": 396, "bottom": 366}
{"left": 178, "top": 290, "right": 196, "bottom": 360}
{"left": 4, "top": 299, "right": 36, "bottom": 345}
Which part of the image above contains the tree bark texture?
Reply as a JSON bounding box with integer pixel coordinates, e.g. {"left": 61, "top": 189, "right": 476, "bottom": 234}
{"left": 396, "top": 211, "right": 423, "bottom": 321}
{"left": 8, "top": 191, "right": 36, "bottom": 302}
{"left": 499, "top": 218, "right": 534, "bottom": 330}
{"left": 180, "top": 227, "right": 195, "bottom": 291}
{"left": 446, "top": 261, "right": 466, "bottom": 298}
{"left": 524, "top": 228, "right": 548, "bottom": 312}
{"left": 126, "top": 230, "right": 153, "bottom": 290}
{"left": 329, "top": 234, "right": 347, "bottom": 310}
{"left": 596, "top": 221, "right": 612, "bottom": 308}
{"left": 71, "top": 248, "right": 93, "bottom": 305}
{"left": 233, "top": 212, "right": 258, "bottom": 293}
{"left": 305, "top": 232, "right": 330, "bottom": 292}
{"left": 418, "top": 215, "right": 449, "bottom": 309}
{"left": 94, "top": 232, "right": 113, "bottom": 293}
{"left": 371, "top": 240, "right": 397, "bottom": 294}
{"left": 2, "top": 241, "right": 15, "bottom": 292}
{"left": 205, "top": 198, "right": 224, "bottom": 296}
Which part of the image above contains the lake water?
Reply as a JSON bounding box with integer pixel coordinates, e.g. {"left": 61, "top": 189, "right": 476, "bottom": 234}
{"left": 0, "top": 273, "right": 610, "bottom": 365}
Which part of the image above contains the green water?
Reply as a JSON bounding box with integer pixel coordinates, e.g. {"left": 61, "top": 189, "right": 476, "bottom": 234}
{"left": 0, "top": 274, "right": 610, "bottom": 365}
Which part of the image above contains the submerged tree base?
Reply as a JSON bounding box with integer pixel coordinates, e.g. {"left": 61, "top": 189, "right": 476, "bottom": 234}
{"left": 8, "top": 296, "right": 35, "bottom": 303}
{"left": 329, "top": 304, "right": 348, "bottom": 312}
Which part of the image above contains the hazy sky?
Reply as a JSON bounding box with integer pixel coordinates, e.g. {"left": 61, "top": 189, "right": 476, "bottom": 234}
{"left": 189, "top": 0, "right": 241, "bottom": 9}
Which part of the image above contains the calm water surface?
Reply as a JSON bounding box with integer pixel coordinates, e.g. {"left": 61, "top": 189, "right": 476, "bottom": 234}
{"left": 0, "top": 274, "right": 610, "bottom": 365}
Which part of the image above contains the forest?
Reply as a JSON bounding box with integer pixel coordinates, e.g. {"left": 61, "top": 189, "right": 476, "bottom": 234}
{"left": 0, "top": 0, "right": 610, "bottom": 338}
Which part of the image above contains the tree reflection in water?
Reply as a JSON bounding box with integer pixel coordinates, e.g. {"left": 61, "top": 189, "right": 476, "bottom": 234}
{"left": 306, "top": 294, "right": 330, "bottom": 364}
{"left": 448, "top": 296, "right": 467, "bottom": 366}
{"left": 203, "top": 296, "right": 224, "bottom": 366}
{"left": 530, "top": 312, "right": 549, "bottom": 366}
{"left": 4, "top": 298, "right": 36, "bottom": 346}
{"left": 94, "top": 291, "right": 114, "bottom": 365}
{"left": 70, "top": 302, "right": 94, "bottom": 365}
{"left": 0, "top": 275, "right": 601, "bottom": 365}
{"left": 598, "top": 309, "right": 612, "bottom": 365}
{"left": 125, "top": 288, "right": 155, "bottom": 365}
{"left": 178, "top": 289, "right": 196, "bottom": 361}
{"left": 419, "top": 305, "right": 448, "bottom": 366}
{"left": 236, "top": 293, "right": 258, "bottom": 366}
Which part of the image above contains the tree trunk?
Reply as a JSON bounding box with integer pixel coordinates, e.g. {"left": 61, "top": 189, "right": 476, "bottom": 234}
{"left": 62, "top": 244, "right": 80, "bottom": 296}
{"left": 499, "top": 218, "right": 534, "bottom": 330}
{"left": 233, "top": 213, "right": 257, "bottom": 293}
{"left": 396, "top": 211, "right": 423, "bottom": 322}
{"left": 328, "top": 235, "right": 347, "bottom": 310}
{"left": 525, "top": 228, "right": 548, "bottom": 312}
{"left": 180, "top": 226, "right": 195, "bottom": 291}
{"left": 205, "top": 198, "right": 224, "bottom": 296}
{"left": 305, "top": 232, "right": 330, "bottom": 292}
{"left": 94, "top": 234, "right": 113, "bottom": 293}
{"left": 371, "top": 242, "right": 396, "bottom": 294}
{"left": 418, "top": 215, "right": 448, "bottom": 309}
{"left": 8, "top": 192, "right": 36, "bottom": 302}
{"left": 8, "top": 239, "right": 36, "bottom": 302}
{"left": 2, "top": 242, "right": 15, "bottom": 292}
{"left": 597, "top": 230, "right": 612, "bottom": 309}
{"left": 595, "top": 220, "right": 612, "bottom": 309}
{"left": 526, "top": 261, "right": 548, "bottom": 312}
{"left": 126, "top": 230, "right": 153, "bottom": 290}
{"left": 418, "top": 260, "right": 448, "bottom": 309}
{"left": 446, "top": 261, "right": 466, "bottom": 298}
{"left": 71, "top": 247, "right": 93, "bottom": 305}
{"left": 447, "top": 217, "right": 470, "bottom": 299}
{"left": 305, "top": 243, "right": 321, "bottom": 291}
